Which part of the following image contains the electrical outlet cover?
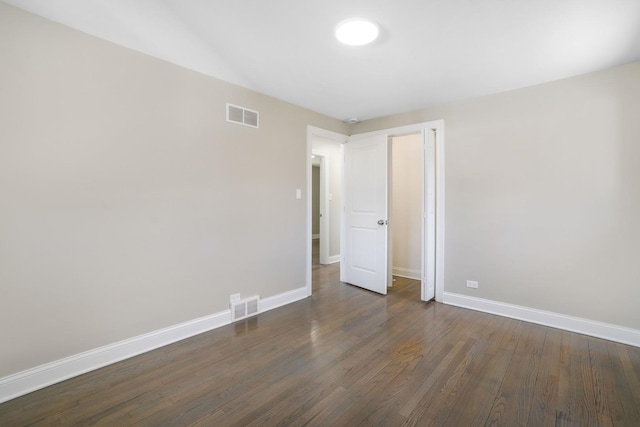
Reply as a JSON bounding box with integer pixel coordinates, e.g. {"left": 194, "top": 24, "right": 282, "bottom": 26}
{"left": 230, "top": 293, "right": 241, "bottom": 303}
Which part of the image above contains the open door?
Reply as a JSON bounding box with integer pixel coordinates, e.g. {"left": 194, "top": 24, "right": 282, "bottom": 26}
{"left": 341, "top": 134, "right": 388, "bottom": 294}
{"left": 422, "top": 129, "right": 436, "bottom": 301}
{"left": 311, "top": 121, "right": 443, "bottom": 302}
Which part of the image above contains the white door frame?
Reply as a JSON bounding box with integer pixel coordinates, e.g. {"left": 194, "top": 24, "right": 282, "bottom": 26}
{"left": 306, "top": 126, "right": 349, "bottom": 296}
{"left": 347, "top": 120, "right": 445, "bottom": 302}
{"left": 312, "top": 151, "right": 329, "bottom": 265}
{"left": 306, "top": 121, "right": 444, "bottom": 303}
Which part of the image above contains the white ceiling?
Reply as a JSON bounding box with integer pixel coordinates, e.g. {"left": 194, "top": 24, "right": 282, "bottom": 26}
{"left": 5, "top": 0, "right": 640, "bottom": 121}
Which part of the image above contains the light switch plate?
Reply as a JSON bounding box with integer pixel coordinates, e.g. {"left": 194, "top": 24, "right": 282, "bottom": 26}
{"left": 296, "top": 189, "right": 302, "bottom": 199}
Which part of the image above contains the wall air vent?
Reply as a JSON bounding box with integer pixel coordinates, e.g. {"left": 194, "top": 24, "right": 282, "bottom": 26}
{"left": 230, "top": 295, "right": 260, "bottom": 322}
{"left": 226, "top": 103, "right": 259, "bottom": 128}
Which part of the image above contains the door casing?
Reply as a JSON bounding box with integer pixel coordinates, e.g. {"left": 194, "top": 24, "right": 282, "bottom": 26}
{"left": 306, "top": 120, "right": 445, "bottom": 302}
{"left": 312, "top": 151, "right": 329, "bottom": 265}
{"left": 306, "top": 126, "right": 349, "bottom": 296}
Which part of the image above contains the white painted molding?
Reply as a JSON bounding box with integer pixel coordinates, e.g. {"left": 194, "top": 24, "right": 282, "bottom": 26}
{"left": 443, "top": 292, "right": 640, "bottom": 348}
{"left": 312, "top": 150, "right": 331, "bottom": 266}
{"left": 312, "top": 234, "right": 320, "bottom": 240}
{"left": 0, "top": 286, "right": 309, "bottom": 404}
{"left": 433, "top": 120, "right": 445, "bottom": 304}
{"left": 260, "top": 286, "right": 309, "bottom": 312}
{"left": 307, "top": 126, "right": 349, "bottom": 144}
{"left": 392, "top": 267, "right": 421, "bottom": 280}
{"left": 327, "top": 255, "right": 341, "bottom": 264}
{"left": 306, "top": 126, "right": 349, "bottom": 298}
{"left": 0, "top": 311, "right": 230, "bottom": 404}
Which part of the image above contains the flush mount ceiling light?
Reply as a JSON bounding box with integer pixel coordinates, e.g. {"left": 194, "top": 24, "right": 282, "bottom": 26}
{"left": 335, "top": 18, "right": 380, "bottom": 46}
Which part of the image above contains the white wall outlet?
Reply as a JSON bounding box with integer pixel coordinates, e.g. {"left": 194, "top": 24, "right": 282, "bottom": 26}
{"left": 296, "top": 189, "right": 302, "bottom": 199}
{"left": 230, "top": 293, "right": 241, "bottom": 303}
{"left": 466, "top": 280, "right": 479, "bottom": 289}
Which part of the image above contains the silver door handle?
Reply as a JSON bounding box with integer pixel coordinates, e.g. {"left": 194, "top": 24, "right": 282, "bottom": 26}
{"left": 377, "top": 220, "right": 385, "bottom": 225}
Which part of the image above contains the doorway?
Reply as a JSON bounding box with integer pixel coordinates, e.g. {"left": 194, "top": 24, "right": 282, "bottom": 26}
{"left": 306, "top": 121, "right": 445, "bottom": 302}
{"left": 389, "top": 134, "right": 423, "bottom": 289}
{"left": 339, "top": 121, "right": 444, "bottom": 302}
{"left": 306, "top": 127, "right": 349, "bottom": 295}
{"left": 311, "top": 152, "right": 326, "bottom": 265}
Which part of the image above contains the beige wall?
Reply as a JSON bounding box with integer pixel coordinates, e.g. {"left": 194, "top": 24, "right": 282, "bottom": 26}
{"left": 312, "top": 166, "right": 320, "bottom": 235}
{"left": 391, "top": 134, "right": 422, "bottom": 278}
{"left": 311, "top": 137, "right": 343, "bottom": 259}
{"left": 3, "top": 0, "right": 639, "bottom": 382}
{"left": 0, "top": 3, "right": 348, "bottom": 377}
{"left": 354, "top": 61, "right": 640, "bottom": 330}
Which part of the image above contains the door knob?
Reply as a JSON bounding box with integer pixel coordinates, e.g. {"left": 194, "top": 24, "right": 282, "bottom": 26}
{"left": 377, "top": 220, "right": 385, "bottom": 225}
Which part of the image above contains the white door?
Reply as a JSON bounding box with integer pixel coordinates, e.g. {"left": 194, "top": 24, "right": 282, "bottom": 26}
{"left": 423, "top": 129, "right": 436, "bottom": 301}
{"left": 341, "top": 134, "right": 388, "bottom": 294}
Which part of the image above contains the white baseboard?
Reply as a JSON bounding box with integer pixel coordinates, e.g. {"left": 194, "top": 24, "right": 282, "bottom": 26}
{"left": 312, "top": 234, "right": 320, "bottom": 240}
{"left": 327, "top": 255, "right": 341, "bottom": 264}
{"left": 443, "top": 292, "right": 640, "bottom": 348}
{"left": 260, "top": 286, "right": 308, "bottom": 312}
{"left": 392, "top": 267, "right": 421, "bottom": 280}
{"left": 0, "top": 286, "right": 309, "bottom": 404}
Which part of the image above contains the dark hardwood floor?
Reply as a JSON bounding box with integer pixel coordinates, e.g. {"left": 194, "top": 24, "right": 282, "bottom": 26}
{"left": 1, "top": 245, "right": 639, "bottom": 425}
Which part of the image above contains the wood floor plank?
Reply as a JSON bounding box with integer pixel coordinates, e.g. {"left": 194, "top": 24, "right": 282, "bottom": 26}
{"left": 402, "top": 321, "right": 502, "bottom": 426}
{"left": 482, "top": 322, "right": 546, "bottom": 426}
{"left": 576, "top": 334, "right": 600, "bottom": 426}
{"left": 588, "top": 336, "right": 622, "bottom": 427}
{"left": 1, "top": 257, "right": 639, "bottom": 426}
{"left": 613, "top": 343, "right": 640, "bottom": 423}
{"left": 556, "top": 333, "right": 596, "bottom": 427}
{"left": 555, "top": 330, "right": 576, "bottom": 426}
{"left": 445, "top": 318, "right": 526, "bottom": 426}
{"left": 526, "top": 328, "right": 562, "bottom": 426}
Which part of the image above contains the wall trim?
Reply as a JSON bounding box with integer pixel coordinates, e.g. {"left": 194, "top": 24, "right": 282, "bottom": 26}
{"left": 327, "top": 255, "right": 341, "bottom": 264}
{"left": 0, "top": 286, "right": 309, "bottom": 404}
{"left": 392, "top": 267, "right": 421, "bottom": 280}
{"left": 260, "top": 286, "right": 309, "bottom": 311}
{"left": 443, "top": 292, "right": 640, "bottom": 347}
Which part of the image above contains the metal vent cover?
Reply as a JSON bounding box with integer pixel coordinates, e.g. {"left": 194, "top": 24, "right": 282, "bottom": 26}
{"left": 226, "top": 103, "right": 259, "bottom": 128}
{"left": 230, "top": 295, "right": 260, "bottom": 321}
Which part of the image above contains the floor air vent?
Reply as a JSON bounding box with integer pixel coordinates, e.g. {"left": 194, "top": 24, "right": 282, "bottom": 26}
{"left": 226, "top": 103, "right": 259, "bottom": 128}
{"left": 231, "top": 296, "right": 260, "bottom": 321}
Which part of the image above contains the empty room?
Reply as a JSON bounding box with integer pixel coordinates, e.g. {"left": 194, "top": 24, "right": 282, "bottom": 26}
{"left": 1, "top": 1, "right": 639, "bottom": 425}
